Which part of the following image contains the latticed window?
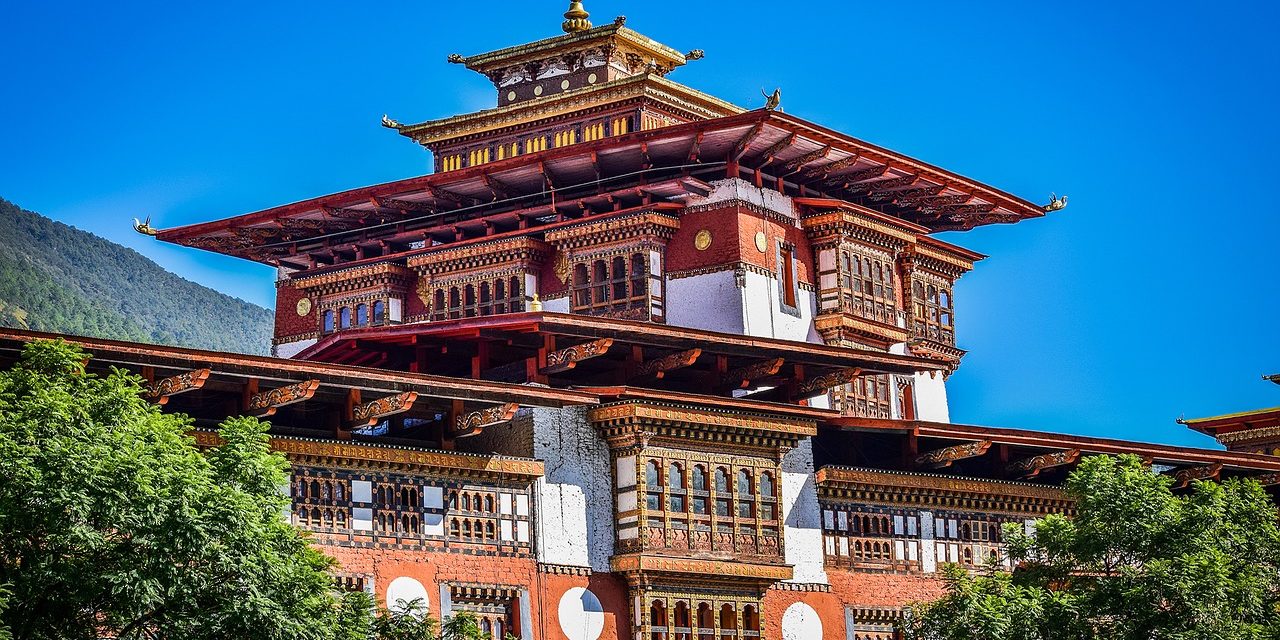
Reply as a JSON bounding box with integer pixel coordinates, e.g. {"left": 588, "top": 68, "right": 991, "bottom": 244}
{"left": 912, "top": 278, "right": 955, "bottom": 344}
{"left": 430, "top": 276, "right": 523, "bottom": 321}
{"left": 838, "top": 374, "right": 893, "bottom": 418}
{"left": 840, "top": 248, "right": 897, "bottom": 324}
{"left": 571, "top": 253, "right": 650, "bottom": 316}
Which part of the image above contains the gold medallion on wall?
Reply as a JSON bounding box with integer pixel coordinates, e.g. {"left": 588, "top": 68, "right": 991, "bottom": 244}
{"left": 754, "top": 231, "right": 767, "bottom": 253}
{"left": 694, "top": 229, "right": 712, "bottom": 251}
{"left": 295, "top": 298, "right": 313, "bottom": 316}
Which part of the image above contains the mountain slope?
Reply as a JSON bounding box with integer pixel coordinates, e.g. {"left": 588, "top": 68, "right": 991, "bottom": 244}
{"left": 0, "top": 197, "right": 272, "bottom": 354}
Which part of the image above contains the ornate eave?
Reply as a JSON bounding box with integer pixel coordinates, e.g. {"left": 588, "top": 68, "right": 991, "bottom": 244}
{"left": 815, "top": 465, "right": 1073, "bottom": 516}
{"left": 610, "top": 553, "right": 792, "bottom": 590}
{"left": 457, "top": 23, "right": 689, "bottom": 77}
{"left": 798, "top": 203, "right": 926, "bottom": 249}
{"left": 398, "top": 74, "right": 743, "bottom": 148}
{"left": 543, "top": 209, "right": 681, "bottom": 250}
{"left": 815, "top": 314, "right": 909, "bottom": 350}
{"left": 407, "top": 236, "right": 551, "bottom": 276}
{"left": 292, "top": 262, "right": 413, "bottom": 296}
{"left": 588, "top": 401, "right": 817, "bottom": 456}
{"left": 192, "top": 430, "right": 545, "bottom": 481}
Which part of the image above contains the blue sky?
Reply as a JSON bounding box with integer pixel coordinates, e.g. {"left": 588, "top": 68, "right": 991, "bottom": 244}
{"left": 1, "top": 1, "right": 1277, "bottom": 447}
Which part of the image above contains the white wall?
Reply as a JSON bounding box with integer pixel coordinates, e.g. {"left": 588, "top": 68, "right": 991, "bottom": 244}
{"left": 740, "top": 270, "right": 822, "bottom": 343}
{"left": 531, "top": 406, "right": 615, "bottom": 571}
{"left": 274, "top": 338, "right": 317, "bottom": 359}
{"left": 664, "top": 270, "right": 745, "bottom": 335}
{"left": 912, "top": 371, "right": 951, "bottom": 423}
{"left": 781, "top": 440, "right": 829, "bottom": 584}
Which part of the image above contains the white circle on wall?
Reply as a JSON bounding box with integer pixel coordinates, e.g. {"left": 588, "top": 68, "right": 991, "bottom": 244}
{"left": 386, "top": 577, "right": 429, "bottom": 616}
{"left": 782, "top": 602, "right": 822, "bottom": 640}
{"left": 507, "top": 91, "right": 517, "bottom": 102}
{"left": 558, "top": 587, "right": 605, "bottom": 640}
{"left": 561, "top": 79, "right": 571, "bottom": 90}
{"left": 534, "top": 85, "right": 544, "bottom": 96}
{"left": 588, "top": 72, "right": 598, "bottom": 84}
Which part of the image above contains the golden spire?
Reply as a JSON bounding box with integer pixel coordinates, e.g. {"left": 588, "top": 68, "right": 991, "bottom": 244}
{"left": 562, "top": 1, "right": 591, "bottom": 33}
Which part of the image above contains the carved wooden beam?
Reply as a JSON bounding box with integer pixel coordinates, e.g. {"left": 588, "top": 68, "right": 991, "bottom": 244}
{"left": 778, "top": 145, "right": 831, "bottom": 175}
{"left": 634, "top": 349, "right": 702, "bottom": 380}
{"left": 896, "top": 194, "right": 971, "bottom": 210}
{"left": 729, "top": 122, "right": 765, "bottom": 161}
{"left": 351, "top": 391, "right": 419, "bottom": 429}
{"left": 322, "top": 205, "right": 375, "bottom": 220}
{"left": 1170, "top": 462, "right": 1222, "bottom": 489}
{"left": 914, "top": 440, "right": 992, "bottom": 469}
{"left": 1256, "top": 472, "right": 1280, "bottom": 487}
{"left": 453, "top": 403, "right": 519, "bottom": 438}
{"left": 541, "top": 338, "right": 615, "bottom": 375}
{"left": 820, "top": 164, "right": 889, "bottom": 188}
{"left": 848, "top": 174, "right": 918, "bottom": 195}
{"left": 794, "top": 367, "right": 865, "bottom": 398}
{"left": 799, "top": 154, "right": 859, "bottom": 180}
{"left": 751, "top": 133, "right": 796, "bottom": 167}
{"left": 720, "top": 357, "right": 785, "bottom": 390}
{"left": 687, "top": 132, "right": 705, "bottom": 163}
{"left": 246, "top": 379, "right": 320, "bottom": 418}
{"left": 868, "top": 183, "right": 945, "bottom": 203}
{"left": 144, "top": 368, "right": 210, "bottom": 406}
{"left": 375, "top": 197, "right": 436, "bottom": 213}
{"left": 1007, "top": 449, "right": 1080, "bottom": 479}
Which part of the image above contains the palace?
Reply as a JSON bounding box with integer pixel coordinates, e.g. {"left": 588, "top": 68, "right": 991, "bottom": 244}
{"left": 17, "top": 4, "right": 1276, "bottom": 639}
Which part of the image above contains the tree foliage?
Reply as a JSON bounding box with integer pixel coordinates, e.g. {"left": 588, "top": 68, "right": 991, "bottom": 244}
{"left": 902, "top": 454, "right": 1280, "bottom": 640}
{"left": 0, "top": 197, "right": 273, "bottom": 354}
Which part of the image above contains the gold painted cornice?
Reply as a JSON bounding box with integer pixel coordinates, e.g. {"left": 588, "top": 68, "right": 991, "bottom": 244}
{"left": 399, "top": 75, "right": 742, "bottom": 146}
{"left": 588, "top": 402, "right": 818, "bottom": 437}
{"left": 816, "top": 465, "right": 1072, "bottom": 516}
{"left": 191, "top": 431, "right": 545, "bottom": 480}
{"left": 610, "top": 553, "right": 792, "bottom": 581}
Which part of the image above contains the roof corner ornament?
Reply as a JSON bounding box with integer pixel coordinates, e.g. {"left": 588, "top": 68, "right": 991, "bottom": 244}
{"left": 614, "top": 15, "right": 627, "bottom": 27}
{"left": 446, "top": 53, "right": 464, "bottom": 64}
{"left": 685, "top": 49, "right": 705, "bottom": 61}
{"left": 762, "top": 88, "right": 781, "bottom": 111}
{"left": 562, "top": 1, "right": 592, "bottom": 33}
{"left": 1043, "top": 192, "right": 1068, "bottom": 212}
{"left": 529, "top": 293, "right": 544, "bottom": 312}
{"left": 132, "top": 216, "right": 158, "bottom": 237}
{"left": 381, "top": 114, "right": 403, "bottom": 130}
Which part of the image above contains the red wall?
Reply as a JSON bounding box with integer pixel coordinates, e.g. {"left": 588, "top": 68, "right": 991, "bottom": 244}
{"left": 274, "top": 281, "right": 316, "bottom": 341}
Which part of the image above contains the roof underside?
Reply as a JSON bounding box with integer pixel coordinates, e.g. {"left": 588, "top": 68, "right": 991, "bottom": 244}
{"left": 154, "top": 109, "right": 1048, "bottom": 268}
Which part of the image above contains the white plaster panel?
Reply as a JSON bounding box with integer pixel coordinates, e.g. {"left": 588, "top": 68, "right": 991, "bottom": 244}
{"left": 781, "top": 602, "right": 822, "bottom": 640}
{"left": 389, "top": 298, "right": 403, "bottom": 323}
{"left": 919, "top": 510, "right": 937, "bottom": 573}
{"left": 500, "top": 493, "right": 513, "bottom": 515}
{"left": 423, "top": 512, "right": 444, "bottom": 537}
{"left": 273, "top": 338, "right": 317, "bottom": 359}
{"left": 352, "top": 507, "right": 373, "bottom": 532}
{"left": 351, "top": 480, "right": 372, "bottom": 503}
{"left": 543, "top": 296, "right": 570, "bottom": 313}
{"left": 664, "top": 270, "right": 745, "bottom": 335}
{"left": 680, "top": 177, "right": 795, "bottom": 219}
{"left": 423, "top": 486, "right": 444, "bottom": 509}
{"left": 781, "top": 440, "right": 828, "bottom": 584}
{"left": 912, "top": 371, "right": 951, "bottom": 423}
{"left": 532, "top": 406, "right": 615, "bottom": 571}
{"left": 616, "top": 455, "right": 637, "bottom": 488}
{"left": 616, "top": 492, "right": 637, "bottom": 513}
{"left": 740, "top": 271, "right": 823, "bottom": 343}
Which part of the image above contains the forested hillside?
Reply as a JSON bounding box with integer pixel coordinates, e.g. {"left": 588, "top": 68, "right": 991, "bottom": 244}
{"left": 0, "top": 197, "right": 273, "bottom": 354}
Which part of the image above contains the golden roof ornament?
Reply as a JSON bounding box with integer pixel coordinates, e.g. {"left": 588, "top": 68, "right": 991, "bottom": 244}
{"left": 133, "top": 216, "right": 158, "bottom": 236}
{"left": 562, "top": 1, "right": 591, "bottom": 33}
{"left": 762, "top": 88, "right": 781, "bottom": 111}
{"left": 381, "top": 114, "right": 403, "bottom": 129}
{"left": 1043, "top": 193, "right": 1068, "bottom": 212}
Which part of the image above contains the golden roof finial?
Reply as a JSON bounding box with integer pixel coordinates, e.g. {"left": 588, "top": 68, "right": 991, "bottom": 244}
{"left": 562, "top": 1, "right": 591, "bottom": 33}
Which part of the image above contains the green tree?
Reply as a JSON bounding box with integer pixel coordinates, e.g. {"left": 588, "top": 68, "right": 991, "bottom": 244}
{"left": 901, "top": 454, "right": 1280, "bottom": 640}
{"left": 0, "top": 339, "right": 369, "bottom": 639}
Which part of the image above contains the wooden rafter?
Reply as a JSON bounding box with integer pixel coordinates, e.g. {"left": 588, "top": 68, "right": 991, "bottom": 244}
{"left": 143, "top": 368, "right": 210, "bottom": 406}
{"left": 541, "top": 338, "right": 614, "bottom": 375}
{"left": 847, "top": 174, "right": 917, "bottom": 195}
{"left": 1170, "top": 462, "right": 1222, "bottom": 489}
{"left": 820, "top": 164, "right": 888, "bottom": 188}
{"left": 800, "top": 154, "right": 859, "bottom": 180}
{"left": 1007, "top": 449, "right": 1080, "bottom": 479}
{"left": 246, "top": 379, "right": 320, "bottom": 418}
{"left": 687, "top": 132, "right": 705, "bottom": 164}
{"left": 729, "top": 122, "right": 766, "bottom": 162}
{"left": 350, "top": 391, "right": 419, "bottom": 429}
{"left": 453, "top": 402, "right": 519, "bottom": 438}
{"left": 777, "top": 145, "right": 832, "bottom": 176}
{"left": 720, "top": 357, "right": 784, "bottom": 390}
{"left": 750, "top": 133, "right": 796, "bottom": 167}
{"left": 634, "top": 348, "right": 702, "bottom": 380}
{"left": 375, "top": 197, "right": 436, "bottom": 213}
{"left": 914, "top": 440, "right": 992, "bottom": 469}
{"left": 795, "top": 367, "right": 864, "bottom": 398}
{"left": 868, "top": 183, "right": 945, "bottom": 203}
